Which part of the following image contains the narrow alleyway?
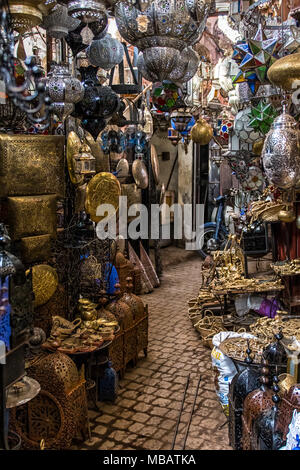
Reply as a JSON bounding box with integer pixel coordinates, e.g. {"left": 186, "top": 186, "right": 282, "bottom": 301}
{"left": 80, "top": 249, "right": 231, "bottom": 451}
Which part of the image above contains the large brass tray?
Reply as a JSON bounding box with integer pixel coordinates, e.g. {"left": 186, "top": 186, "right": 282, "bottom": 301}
{"left": 0, "top": 134, "right": 65, "bottom": 197}
{"left": 85, "top": 172, "right": 121, "bottom": 223}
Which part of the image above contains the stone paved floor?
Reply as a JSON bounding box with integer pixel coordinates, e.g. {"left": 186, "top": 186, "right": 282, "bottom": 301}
{"left": 80, "top": 249, "right": 232, "bottom": 450}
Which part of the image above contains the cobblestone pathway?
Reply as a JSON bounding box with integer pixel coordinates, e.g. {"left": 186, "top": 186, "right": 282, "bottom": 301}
{"left": 80, "top": 253, "right": 231, "bottom": 451}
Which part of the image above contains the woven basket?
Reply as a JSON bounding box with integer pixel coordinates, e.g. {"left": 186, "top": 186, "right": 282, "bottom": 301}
{"left": 188, "top": 307, "right": 202, "bottom": 326}
{"left": 202, "top": 332, "right": 216, "bottom": 349}
{"left": 194, "top": 310, "right": 224, "bottom": 337}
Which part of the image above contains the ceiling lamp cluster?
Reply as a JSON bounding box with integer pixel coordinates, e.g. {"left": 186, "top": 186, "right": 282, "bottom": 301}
{"left": 115, "top": 0, "right": 212, "bottom": 83}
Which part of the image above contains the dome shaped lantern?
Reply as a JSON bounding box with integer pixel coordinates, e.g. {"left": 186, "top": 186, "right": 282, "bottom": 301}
{"left": 67, "top": 0, "right": 108, "bottom": 24}
{"left": 115, "top": 0, "right": 211, "bottom": 82}
{"left": 87, "top": 34, "right": 124, "bottom": 70}
{"left": 115, "top": 0, "right": 210, "bottom": 52}
{"left": 138, "top": 46, "right": 199, "bottom": 83}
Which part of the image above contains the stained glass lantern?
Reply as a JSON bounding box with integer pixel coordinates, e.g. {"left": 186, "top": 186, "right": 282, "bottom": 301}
{"left": 87, "top": 34, "right": 124, "bottom": 70}
{"left": 74, "top": 143, "right": 96, "bottom": 177}
{"left": 151, "top": 81, "right": 184, "bottom": 113}
{"left": 219, "top": 119, "right": 233, "bottom": 141}
{"left": 232, "top": 25, "right": 281, "bottom": 95}
{"left": 249, "top": 100, "right": 278, "bottom": 135}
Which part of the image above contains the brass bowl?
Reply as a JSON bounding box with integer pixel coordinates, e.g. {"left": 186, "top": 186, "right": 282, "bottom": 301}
{"left": 81, "top": 309, "right": 97, "bottom": 322}
{"left": 268, "top": 53, "right": 300, "bottom": 92}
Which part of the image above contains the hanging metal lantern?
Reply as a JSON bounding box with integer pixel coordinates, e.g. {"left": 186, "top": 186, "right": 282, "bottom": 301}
{"left": 141, "top": 106, "right": 153, "bottom": 141}
{"left": 169, "top": 47, "right": 200, "bottom": 84}
{"left": 139, "top": 44, "right": 200, "bottom": 84}
{"left": 67, "top": 0, "right": 108, "bottom": 24}
{"left": 82, "top": 117, "right": 107, "bottom": 141}
{"left": 262, "top": 105, "right": 300, "bottom": 190}
{"left": 74, "top": 66, "right": 120, "bottom": 120}
{"left": 87, "top": 34, "right": 124, "bottom": 70}
{"left": 74, "top": 143, "right": 96, "bottom": 177}
{"left": 210, "top": 142, "right": 224, "bottom": 167}
{"left": 115, "top": 1, "right": 211, "bottom": 51}
{"left": 47, "top": 64, "right": 85, "bottom": 121}
{"left": 41, "top": 4, "right": 81, "bottom": 39}
{"left": 191, "top": 117, "right": 213, "bottom": 145}
{"left": 65, "top": 22, "right": 89, "bottom": 57}
{"left": 142, "top": 47, "right": 181, "bottom": 83}
{"left": 8, "top": 0, "right": 43, "bottom": 34}
{"left": 137, "top": 52, "right": 157, "bottom": 82}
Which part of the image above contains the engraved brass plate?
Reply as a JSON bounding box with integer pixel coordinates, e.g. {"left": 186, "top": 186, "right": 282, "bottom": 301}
{"left": 0, "top": 134, "right": 65, "bottom": 197}
{"left": 27, "top": 264, "right": 58, "bottom": 308}
{"left": 85, "top": 172, "right": 121, "bottom": 223}
{"left": 6, "top": 195, "right": 57, "bottom": 240}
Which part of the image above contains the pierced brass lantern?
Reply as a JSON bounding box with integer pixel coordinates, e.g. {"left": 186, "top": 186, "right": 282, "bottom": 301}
{"left": 74, "top": 143, "right": 96, "bottom": 177}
